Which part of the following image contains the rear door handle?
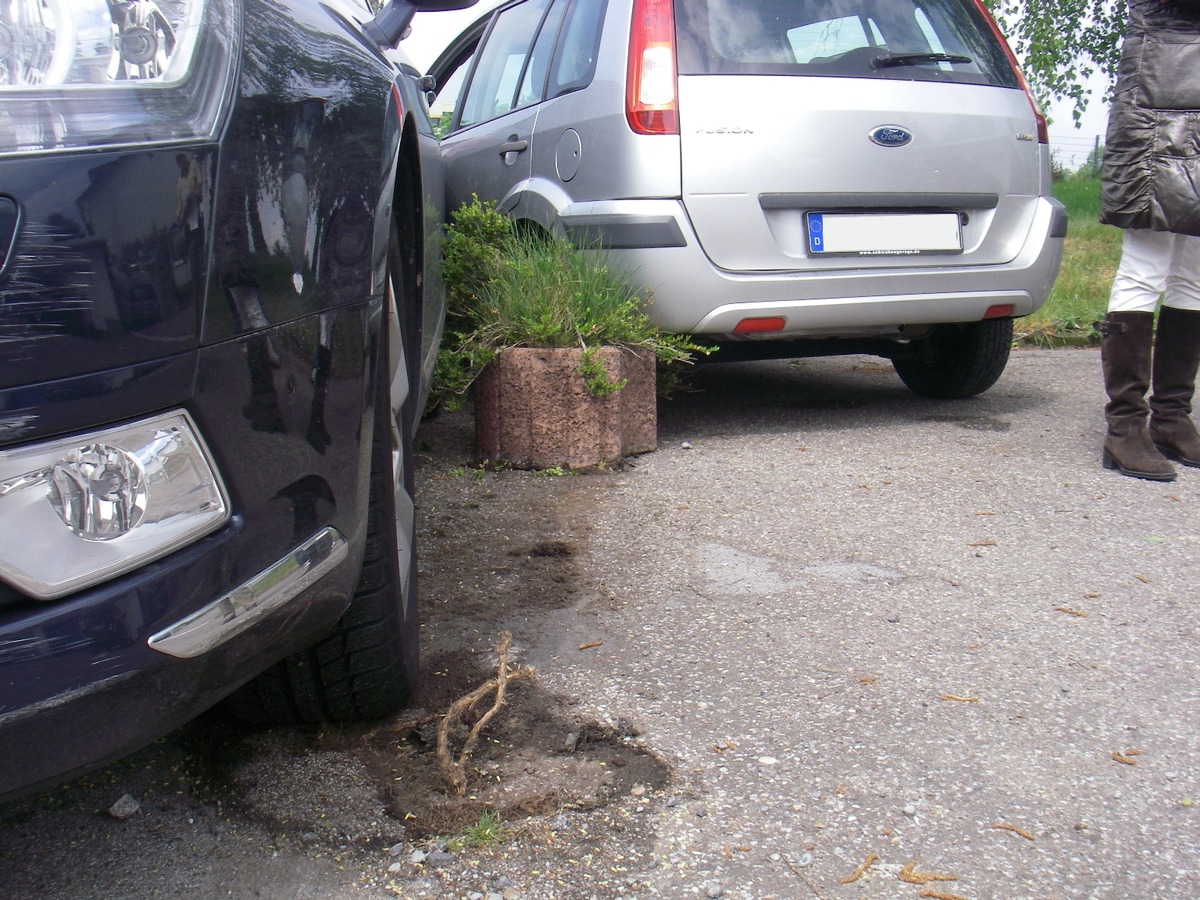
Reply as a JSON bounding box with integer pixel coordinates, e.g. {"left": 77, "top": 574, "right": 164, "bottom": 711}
{"left": 499, "top": 137, "right": 529, "bottom": 159}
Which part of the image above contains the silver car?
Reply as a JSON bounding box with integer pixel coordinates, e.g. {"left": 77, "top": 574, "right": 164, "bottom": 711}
{"left": 428, "top": 0, "right": 1066, "bottom": 397}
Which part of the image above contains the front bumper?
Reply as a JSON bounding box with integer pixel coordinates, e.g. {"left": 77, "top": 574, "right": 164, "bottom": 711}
{"left": 0, "top": 305, "right": 380, "bottom": 801}
{"left": 0, "top": 519, "right": 358, "bottom": 801}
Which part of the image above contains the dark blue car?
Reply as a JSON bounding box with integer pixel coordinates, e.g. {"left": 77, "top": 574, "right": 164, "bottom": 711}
{"left": 0, "top": 0, "right": 474, "bottom": 800}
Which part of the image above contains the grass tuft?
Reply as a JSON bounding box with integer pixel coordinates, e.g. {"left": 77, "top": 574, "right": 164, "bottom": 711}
{"left": 1016, "top": 174, "right": 1120, "bottom": 346}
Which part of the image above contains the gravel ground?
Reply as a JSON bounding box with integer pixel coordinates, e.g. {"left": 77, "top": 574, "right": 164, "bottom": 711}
{"left": 2, "top": 347, "right": 1199, "bottom": 900}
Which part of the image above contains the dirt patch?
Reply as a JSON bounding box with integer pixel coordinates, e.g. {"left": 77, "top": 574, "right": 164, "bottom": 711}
{"left": 202, "top": 406, "right": 673, "bottom": 842}
{"left": 331, "top": 665, "right": 670, "bottom": 840}
{"left": 173, "top": 651, "right": 670, "bottom": 848}
{"left": 374, "top": 409, "right": 672, "bottom": 832}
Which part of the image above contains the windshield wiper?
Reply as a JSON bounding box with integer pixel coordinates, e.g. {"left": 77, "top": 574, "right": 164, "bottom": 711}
{"left": 872, "top": 52, "right": 973, "bottom": 69}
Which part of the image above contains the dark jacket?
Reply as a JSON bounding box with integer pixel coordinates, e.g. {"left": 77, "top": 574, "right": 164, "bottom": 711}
{"left": 1100, "top": 0, "right": 1200, "bottom": 234}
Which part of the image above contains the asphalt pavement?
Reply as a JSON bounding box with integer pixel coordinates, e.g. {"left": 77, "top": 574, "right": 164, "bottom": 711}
{"left": 525, "top": 346, "right": 1200, "bottom": 898}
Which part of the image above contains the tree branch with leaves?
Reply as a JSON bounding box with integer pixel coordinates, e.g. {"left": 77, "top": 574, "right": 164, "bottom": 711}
{"left": 987, "top": 0, "right": 1125, "bottom": 124}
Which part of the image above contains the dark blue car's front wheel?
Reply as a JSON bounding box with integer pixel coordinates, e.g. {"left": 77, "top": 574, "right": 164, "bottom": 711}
{"left": 229, "top": 223, "right": 419, "bottom": 722}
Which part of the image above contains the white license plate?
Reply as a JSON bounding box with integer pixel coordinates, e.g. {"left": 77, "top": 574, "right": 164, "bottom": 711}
{"left": 807, "top": 211, "right": 963, "bottom": 255}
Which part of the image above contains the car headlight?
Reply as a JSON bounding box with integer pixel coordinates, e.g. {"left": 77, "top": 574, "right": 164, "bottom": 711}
{"left": 0, "top": 410, "right": 230, "bottom": 600}
{"left": 0, "top": 0, "right": 239, "bottom": 156}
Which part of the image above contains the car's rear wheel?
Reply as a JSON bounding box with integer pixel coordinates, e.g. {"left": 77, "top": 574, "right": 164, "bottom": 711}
{"left": 229, "top": 223, "right": 419, "bottom": 723}
{"left": 891, "top": 318, "right": 1013, "bottom": 399}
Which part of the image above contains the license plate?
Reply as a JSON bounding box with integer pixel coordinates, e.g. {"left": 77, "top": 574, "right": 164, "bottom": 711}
{"left": 807, "top": 211, "right": 963, "bottom": 256}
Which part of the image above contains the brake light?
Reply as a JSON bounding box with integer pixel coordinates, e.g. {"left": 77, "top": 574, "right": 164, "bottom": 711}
{"left": 971, "top": 0, "right": 1048, "bottom": 144}
{"left": 626, "top": 0, "right": 678, "bottom": 135}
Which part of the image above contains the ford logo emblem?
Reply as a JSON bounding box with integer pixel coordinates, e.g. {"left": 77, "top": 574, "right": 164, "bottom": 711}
{"left": 869, "top": 126, "right": 913, "bottom": 147}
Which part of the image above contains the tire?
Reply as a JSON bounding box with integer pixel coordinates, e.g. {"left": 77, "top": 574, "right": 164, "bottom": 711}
{"left": 892, "top": 318, "right": 1013, "bottom": 399}
{"left": 229, "top": 224, "right": 419, "bottom": 723}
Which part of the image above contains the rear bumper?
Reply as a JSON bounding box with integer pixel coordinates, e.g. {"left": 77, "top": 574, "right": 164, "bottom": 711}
{"left": 562, "top": 197, "right": 1066, "bottom": 338}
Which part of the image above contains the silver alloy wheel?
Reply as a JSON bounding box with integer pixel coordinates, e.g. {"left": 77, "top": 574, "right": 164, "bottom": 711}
{"left": 384, "top": 265, "right": 416, "bottom": 639}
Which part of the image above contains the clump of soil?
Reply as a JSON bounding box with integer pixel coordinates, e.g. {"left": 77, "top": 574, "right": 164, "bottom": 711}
{"left": 334, "top": 656, "right": 670, "bottom": 839}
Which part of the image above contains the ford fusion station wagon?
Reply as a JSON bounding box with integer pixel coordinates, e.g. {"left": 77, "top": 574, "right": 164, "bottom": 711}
{"left": 429, "top": 0, "right": 1067, "bottom": 398}
{"left": 0, "top": 0, "right": 475, "bottom": 801}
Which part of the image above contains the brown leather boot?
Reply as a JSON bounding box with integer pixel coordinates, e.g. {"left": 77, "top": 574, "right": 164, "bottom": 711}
{"left": 1150, "top": 305, "right": 1200, "bottom": 467}
{"left": 1101, "top": 311, "right": 1177, "bottom": 481}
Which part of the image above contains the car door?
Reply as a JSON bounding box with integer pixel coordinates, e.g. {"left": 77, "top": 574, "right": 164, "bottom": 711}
{"left": 434, "top": 0, "right": 568, "bottom": 216}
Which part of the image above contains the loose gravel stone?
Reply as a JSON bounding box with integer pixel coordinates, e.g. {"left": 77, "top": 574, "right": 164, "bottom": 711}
{"left": 107, "top": 795, "right": 140, "bottom": 821}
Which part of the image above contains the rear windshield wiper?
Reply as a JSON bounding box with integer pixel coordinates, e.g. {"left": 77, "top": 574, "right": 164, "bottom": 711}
{"left": 872, "top": 52, "right": 973, "bottom": 69}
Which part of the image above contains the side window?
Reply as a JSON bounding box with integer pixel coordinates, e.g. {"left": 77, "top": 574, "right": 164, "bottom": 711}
{"left": 517, "top": 0, "right": 570, "bottom": 107}
{"left": 548, "top": 0, "right": 606, "bottom": 98}
{"left": 458, "top": 0, "right": 554, "bottom": 128}
{"left": 429, "top": 50, "right": 476, "bottom": 138}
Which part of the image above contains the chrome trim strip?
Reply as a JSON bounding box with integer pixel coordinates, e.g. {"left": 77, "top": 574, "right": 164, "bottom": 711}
{"left": 760, "top": 192, "right": 1000, "bottom": 210}
{"left": 148, "top": 527, "right": 349, "bottom": 659}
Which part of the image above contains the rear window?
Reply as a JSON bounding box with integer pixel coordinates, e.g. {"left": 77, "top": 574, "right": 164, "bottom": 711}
{"left": 674, "top": 0, "right": 1020, "bottom": 88}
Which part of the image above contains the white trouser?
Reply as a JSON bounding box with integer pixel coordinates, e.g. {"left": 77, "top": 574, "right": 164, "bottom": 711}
{"left": 1108, "top": 229, "right": 1200, "bottom": 313}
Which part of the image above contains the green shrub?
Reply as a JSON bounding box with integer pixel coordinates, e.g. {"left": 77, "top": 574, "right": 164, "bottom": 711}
{"left": 433, "top": 197, "right": 705, "bottom": 408}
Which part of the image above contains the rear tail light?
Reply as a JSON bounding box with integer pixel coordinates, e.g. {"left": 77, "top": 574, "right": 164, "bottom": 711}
{"left": 626, "top": 0, "right": 678, "bottom": 135}
{"left": 971, "top": 0, "right": 1048, "bottom": 144}
{"left": 0, "top": 0, "right": 239, "bottom": 156}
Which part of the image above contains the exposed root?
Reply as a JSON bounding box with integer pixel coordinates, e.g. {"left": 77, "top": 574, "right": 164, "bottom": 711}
{"left": 839, "top": 852, "right": 879, "bottom": 884}
{"left": 919, "top": 890, "right": 971, "bottom": 900}
{"left": 991, "top": 822, "right": 1036, "bottom": 841}
{"left": 900, "top": 860, "right": 959, "bottom": 884}
{"left": 436, "top": 631, "right": 535, "bottom": 795}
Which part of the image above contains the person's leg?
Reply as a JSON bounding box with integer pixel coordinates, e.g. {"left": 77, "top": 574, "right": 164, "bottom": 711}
{"left": 1101, "top": 230, "right": 1176, "bottom": 480}
{"left": 1149, "top": 234, "right": 1200, "bottom": 466}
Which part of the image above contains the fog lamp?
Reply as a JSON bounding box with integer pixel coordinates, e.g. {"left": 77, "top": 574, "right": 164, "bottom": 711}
{"left": 0, "top": 410, "right": 229, "bottom": 600}
{"left": 50, "top": 443, "right": 148, "bottom": 540}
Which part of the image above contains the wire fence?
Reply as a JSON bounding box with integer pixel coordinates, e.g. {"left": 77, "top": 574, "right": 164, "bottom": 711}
{"left": 1049, "top": 133, "right": 1104, "bottom": 176}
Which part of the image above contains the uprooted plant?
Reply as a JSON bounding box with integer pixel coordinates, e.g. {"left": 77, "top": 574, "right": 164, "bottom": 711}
{"left": 436, "top": 631, "right": 535, "bottom": 796}
{"left": 432, "top": 196, "right": 708, "bottom": 411}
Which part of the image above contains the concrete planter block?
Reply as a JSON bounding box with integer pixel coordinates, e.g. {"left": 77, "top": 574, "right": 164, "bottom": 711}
{"left": 475, "top": 346, "right": 656, "bottom": 469}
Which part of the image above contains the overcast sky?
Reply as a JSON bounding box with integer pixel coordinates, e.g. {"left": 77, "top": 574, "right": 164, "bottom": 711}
{"left": 405, "top": 1, "right": 503, "bottom": 70}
